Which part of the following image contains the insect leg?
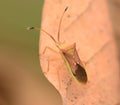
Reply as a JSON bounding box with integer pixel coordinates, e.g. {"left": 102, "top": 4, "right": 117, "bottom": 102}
{"left": 40, "top": 46, "right": 62, "bottom": 89}
{"left": 42, "top": 58, "right": 60, "bottom": 74}
{"left": 82, "top": 61, "right": 87, "bottom": 66}
{"left": 42, "top": 46, "right": 58, "bottom": 55}
{"left": 57, "top": 69, "right": 61, "bottom": 89}
{"left": 45, "top": 59, "right": 50, "bottom": 73}
{"left": 44, "top": 59, "right": 62, "bottom": 89}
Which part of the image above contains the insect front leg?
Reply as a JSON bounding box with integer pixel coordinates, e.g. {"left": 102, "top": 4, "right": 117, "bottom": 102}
{"left": 40, "top": 46, "right": 62, "bottom": 89}
{"left": 41, "top": 46, "right": 58, "bottom": 55}
{"left": 40, "top": 46, "right": 59, "bottom": 73}
{"left": 40, "top": 46, "right": 59, "bottom": 72}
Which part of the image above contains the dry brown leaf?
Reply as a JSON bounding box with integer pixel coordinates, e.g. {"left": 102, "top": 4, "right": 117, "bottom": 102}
{"left": 40, "top": 0, "right": 120, "bottom": 105}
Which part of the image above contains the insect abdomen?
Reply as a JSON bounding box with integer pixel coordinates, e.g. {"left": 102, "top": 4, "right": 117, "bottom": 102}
{"left": 73, "top": 63, "right": 87, "bottom": 83}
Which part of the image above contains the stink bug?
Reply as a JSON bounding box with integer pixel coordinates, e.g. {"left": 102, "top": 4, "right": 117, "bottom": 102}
{"left": 28, "top": 7, "right": 88, "bottom": 84}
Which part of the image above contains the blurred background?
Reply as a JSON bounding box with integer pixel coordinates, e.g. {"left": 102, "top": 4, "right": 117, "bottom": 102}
{"left": 0, "top": 0, "right": 120, "bottom": 105}
{"left": 108, "top": 0, "right": 120, "bottom": 58}
{"left": 0, "top": 0, "right": 61, "bottom": 105}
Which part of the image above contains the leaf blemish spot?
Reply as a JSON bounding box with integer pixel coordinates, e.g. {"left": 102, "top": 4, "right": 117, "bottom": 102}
{"left": 74, "top": 96, "right": 77, "bottom": 99}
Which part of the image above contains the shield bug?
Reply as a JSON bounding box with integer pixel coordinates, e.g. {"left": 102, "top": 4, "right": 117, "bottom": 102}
{"left": 28, "top": 7, "right": 88, "bottom": 84}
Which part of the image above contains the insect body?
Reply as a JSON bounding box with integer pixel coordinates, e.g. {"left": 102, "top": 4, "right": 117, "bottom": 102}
{"left": 29, "top": 7, "right": 88, "bottom": 84}
{"left": 61, "top": 43, "right": 87, "bottom": 83}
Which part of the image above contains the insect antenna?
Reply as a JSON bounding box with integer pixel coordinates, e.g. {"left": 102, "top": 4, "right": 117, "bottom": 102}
{"left": 57, "top": 6, "right": 68, "bottom": 42}
{"left": 27, "top": 6, "right": 68, "bottom": 44}
{"left": 27, "top": 27, "right": 57, "bottom": 44}
{"left": 41, "top": 29, "right": 57, "bottom": 43}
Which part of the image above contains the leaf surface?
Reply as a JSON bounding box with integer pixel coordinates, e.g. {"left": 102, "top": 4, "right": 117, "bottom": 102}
{"left": 40, "top": 0, "right": 120, "bottom": 105}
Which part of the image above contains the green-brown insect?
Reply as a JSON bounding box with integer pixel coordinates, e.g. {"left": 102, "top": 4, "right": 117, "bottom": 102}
{"left": 28, "top": 7, "right": 88, "bottom": 84}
